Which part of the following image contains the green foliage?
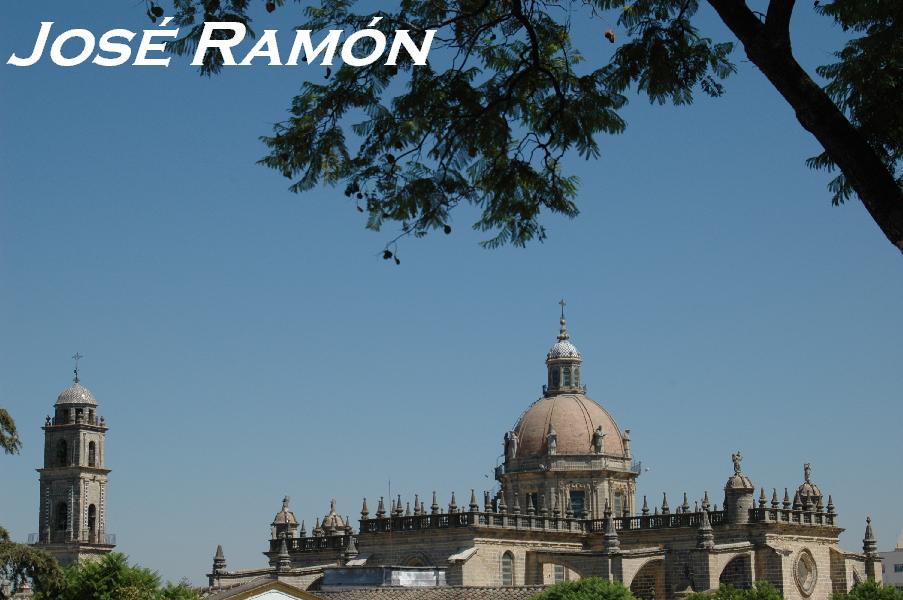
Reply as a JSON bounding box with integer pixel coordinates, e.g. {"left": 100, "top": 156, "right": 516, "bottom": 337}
{"left": 807, "top": 0, "right": 903, "bottom": 205}
{"left": 167, "top": 0, "right": 734, "bottom": 250}
{"left": 530, "top": 577, "right": 639, "bottom": 600}
{"left": 165, "top": 0, "right": 902, "bottom": 252}
{"left": 0, "top": 540, "right": 64, "bottom": 600}
{"left": 834, "top": 581, "right": 903, "bottom": 600}
{"left": 32, "top": 553, "right": 200, "bottom": 600}
{"left": 0, "top": 408, "right": 21, "bottom": 455}
{"left": 687, "top": 581, "right": 784, "bottom": 600}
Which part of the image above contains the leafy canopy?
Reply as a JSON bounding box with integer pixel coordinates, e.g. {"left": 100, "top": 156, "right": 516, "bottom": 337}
{"left": 808, "top": 0, "right": 903, "bottom": 205}
{"left": 530, "top": 577, "right": 640, "bottom": 600}
{"left": 166, "top": 0, "right": 902, "bottom": 254}
{"left": 168, "top": 0, "right": 734, "bottom": 251}
{"left": 33, "top": 553, "right": 200, "bottom": 600}
{"left": 0, "top": 540, "right": 64, "bottom": 600}
{"left": 687, "top": 581, "right": 785, "bottom": 600}
{"left": 834, "top": 581, "right": 903, "bottom": 600}
{"left": 0, "top": 408, "right": 21, "bottom": 455}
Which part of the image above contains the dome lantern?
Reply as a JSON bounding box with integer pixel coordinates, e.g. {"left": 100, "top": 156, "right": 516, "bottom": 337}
{"left": 545, "top": 300, "right": 584, "bottom": 396}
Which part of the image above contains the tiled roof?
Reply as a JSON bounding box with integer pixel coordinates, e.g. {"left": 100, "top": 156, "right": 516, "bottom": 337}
{"left": 314, "top": 586, "right": 547, "bottom": 600}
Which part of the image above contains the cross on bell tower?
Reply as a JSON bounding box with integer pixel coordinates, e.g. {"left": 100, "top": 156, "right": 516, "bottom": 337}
{"left": 33, "top": 356, "right": 115, "bottom": 565}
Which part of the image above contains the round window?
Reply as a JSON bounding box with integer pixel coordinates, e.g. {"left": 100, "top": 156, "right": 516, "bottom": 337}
{"left": 794, "top": 549, "right": 818, "bottom": 596}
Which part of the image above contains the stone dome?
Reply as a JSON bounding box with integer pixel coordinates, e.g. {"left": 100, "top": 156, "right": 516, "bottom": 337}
{"left": 272, "top": 497, "right": 297, "bottom": 526}
{"left": 319, "top": 499, "right": 349, "bottom": 535}
{"left": 513, "top": 394, "right": 624, "bottom": 458}
{"left": 56, "top": 382, "right": 97, "bottom": 406}
{"left": 548, "top": 339, "right": 581, "bottom": 359}
{"left": 797, "top": 463, "right": 822, "bottom": 501}
{"left": 797, "top": 481, "right": 822, "bottom": 499}
{"left": 725, "top": 473, "right": 754, "bottom": 490}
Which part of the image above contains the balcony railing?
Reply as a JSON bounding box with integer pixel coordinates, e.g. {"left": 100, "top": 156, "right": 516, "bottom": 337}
{"left": 748, "top": 507, "right": 836, "bottom": 526}
{"left": 269, "top": 534, "right": 354, "bottom": 553}
{"left": 29, "top": 530, "right": 116, "bottom": 545}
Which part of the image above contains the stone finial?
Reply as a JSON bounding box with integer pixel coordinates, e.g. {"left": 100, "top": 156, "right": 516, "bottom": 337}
{"left": 694, "top": 501, "right": 699, "bottom": 512}
{"left": 526, "top": 495, "right": 536, "bottom": 516}
{"left": 499, "top": 493, "right": 508, "bottom": 514}
{"left": 816, "top": 496, "right": 824, "bottom": 514}
{"left": 552, "top": 494, "right": 561, "bottom": 517}
{"left": 484, "top": 491, "right": 491, "bottom": 512}
{"left": 697, "top": 508, "right": 714, "bottom": 550}
{"left": 420, "top": 500, "right": 426, "bottom": 515}
{"left": 771, "top": 488, "right": 779, "bottom": 509}
{"left": 603, "top": 500, "right": 620, "bottom": 553}
{"left": 345, "top": 516, "right": 353, "bottom": 534}
{"left": 390, "top": 497, "right": 396, "bottom": 513}
{"left": 759, "top": 487, "right": 767, "bottom": 508}
{"left": 641, "top": 495, "right": 650, "bottom": 516}
{"left": 701, "top": 491, "right": 710, "bottom": 512}
{"left": 276, "top": 537, "right": 292, "bottom": 572}
{"left": 540, "top": 494, "right": 549, "bottom": 517}
{"left": 469, "top": 489, "right": 479, "bottom": 512}
{"left": 783, "top": 488, "right": 791, "bottom": 510}
{"left": 396, "top": 494, "right": 404, "bottom": 516}
{"left": 213, "top": 544, "right": 227, "bottom": 573}
{"left": 681, "top": 492, "right": 690, "bottom": 513}
{"left": 661, "top": 492, "right": 670, "bottom": 515}
{"left": 653, "top": 506, "right": 659, "bottom": 516}
{"left": 361, "top": 498, "right": 369, "bottom": 519}
{"left": 414, "top": 494, "right": 421, "bottom": 515}
{"left": 826, "top": 494, "right": 836, "bottom": 517}
{"left": 448, "top": 491, "right": 458, "bottom": 514}
{"left": 343, "top": 534, "right": 359, "bottom": 560}
{"left": 376, "top": 497, "right": 386, "bottom": 518}
{"left": 405, "top": 502, "right": 411, "bottom": 516}
{"left": 431, "top": 491, "right": 439, "bottom": 514}
{"left": 792, "top": 490, "right": 802, "bottom": 511}
{"left": 863, "top": 516, "right": 878, "bottom": 555}
{"left": 513, "top": 493, "right": 522, "bottom": 515}
{"left": 299, "top": 520, "right": 307, "bottom": 537}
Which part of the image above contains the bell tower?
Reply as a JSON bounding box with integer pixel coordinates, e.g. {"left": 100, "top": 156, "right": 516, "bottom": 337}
{"left": 32, "top": 355, "right": 115, "bottom": 565}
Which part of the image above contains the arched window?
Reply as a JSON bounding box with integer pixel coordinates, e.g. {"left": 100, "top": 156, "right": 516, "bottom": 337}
{"left": 55, "top": 502, "right": 68, "bottom": 531}
{"left": 574, "top": 367, "right": 580, "bottom": 387}
{"left": 88, "top": 441, "right": 96, "bottom": 467}
{"left": 614, "top": 493, "right": 623, "bottom": 516}
{"left": 563, "top": 367, "right": 571, "bottom": 386}
{"left": 501, "top": 552, "right": 514, "bottom": 586}
{"left": 56, "top": 439, "right": 68, "bottom": 466}
{"left": 88, "top": 504, "right": 97, "bottom": 534}
{"left": 551, "top": 368, "right": 560, "bottom": 387}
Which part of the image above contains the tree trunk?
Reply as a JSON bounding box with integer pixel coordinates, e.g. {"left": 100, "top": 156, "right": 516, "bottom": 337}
{"left": 707, "top": 0, "right": 903, "bottom": 254}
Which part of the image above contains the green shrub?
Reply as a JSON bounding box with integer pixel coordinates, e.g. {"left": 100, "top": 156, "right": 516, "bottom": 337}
{"left": 531, "top": 577, "right": 639, "bottom": 600}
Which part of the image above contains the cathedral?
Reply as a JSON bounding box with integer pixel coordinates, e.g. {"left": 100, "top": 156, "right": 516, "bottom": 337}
{"left": 203, "top": 309, "right": 882, "bottom": 600}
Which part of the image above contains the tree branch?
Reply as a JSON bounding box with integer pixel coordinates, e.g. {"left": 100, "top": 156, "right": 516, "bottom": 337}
{"left": 764, "top": 0, "right": 796, "bottom": 46}
{"left": 707, "top": 0, "right": 903, "bottom": 253}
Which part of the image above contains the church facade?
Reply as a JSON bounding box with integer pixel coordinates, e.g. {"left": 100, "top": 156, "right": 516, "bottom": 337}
{"left": 201, "top": 311, "right": 879, "bottom": 598}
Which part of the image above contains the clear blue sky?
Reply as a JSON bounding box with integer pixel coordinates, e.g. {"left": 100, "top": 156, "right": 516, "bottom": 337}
{"left": 2, "top": 0, "right": 901, "bottom": 587}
